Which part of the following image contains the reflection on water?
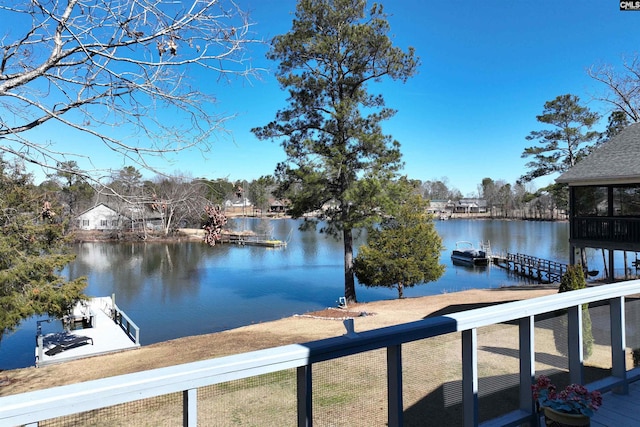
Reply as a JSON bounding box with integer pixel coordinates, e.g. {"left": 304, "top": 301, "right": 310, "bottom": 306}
{"left": 0, "top": 218, "right": 591, "bottom": 370}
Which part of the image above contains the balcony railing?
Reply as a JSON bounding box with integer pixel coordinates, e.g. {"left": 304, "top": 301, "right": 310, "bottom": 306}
{"left": 571, "top": 216, "right": 640, "bottom": 245}
{"left": 2, "top": 280, "right": 640, "bottom": 427}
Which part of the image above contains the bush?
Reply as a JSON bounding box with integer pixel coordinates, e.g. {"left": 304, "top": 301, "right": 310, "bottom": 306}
{"left": 554, "top": 264, "right": 594, "bottom": 359}
{"left": 559, "top": 264, "right": 586, "bottom": 293}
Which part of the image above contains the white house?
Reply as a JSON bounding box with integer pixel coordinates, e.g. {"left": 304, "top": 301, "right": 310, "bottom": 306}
{"left": 75, "top": 204, "right": 130, "bottom": 231}
{"left": 224, "top": 198, "right": 252, "bottom": 208}
{"left": 426, "top": 199, "right": 454, "bottom": 215}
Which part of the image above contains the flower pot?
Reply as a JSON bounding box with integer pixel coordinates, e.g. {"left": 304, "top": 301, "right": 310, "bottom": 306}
{"left": 543, "top": 407, "right": 590, "bottom": 426}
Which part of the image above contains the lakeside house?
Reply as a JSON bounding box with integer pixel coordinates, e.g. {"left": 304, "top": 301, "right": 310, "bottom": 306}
{"left": 75, "top": 203, "right": 130, "bottom": 231}
{"left": 426, "top": 199, "right": 454, "bottom": 216}
{"left": 268, "top": 198, "right": 290, "bottom": 214}
{"left": 75, "top": 203, "right": 164, "bottom": 232}
{"left": 224, "top": 198, "right": 252, "bottom": 209}
{"left": 453, "top": 198, "right": 488, "bottom": 214}
{"left": 556, "top": 122, "right": 640, "bottom": 279}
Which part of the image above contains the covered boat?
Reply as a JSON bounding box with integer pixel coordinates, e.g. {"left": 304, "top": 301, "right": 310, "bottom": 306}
{"left": 451, "top": 241, "right": 490, "bottom": 266}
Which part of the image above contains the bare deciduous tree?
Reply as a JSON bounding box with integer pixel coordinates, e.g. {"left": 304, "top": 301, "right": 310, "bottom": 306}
{"left": 149, "top": 174, "right": 203, "bottom": 234}
{"left": 588, "top": 55, "right": 640, "bottom": 123}
{"left": 0, "top": 0, "right": 259, "bottom": 179}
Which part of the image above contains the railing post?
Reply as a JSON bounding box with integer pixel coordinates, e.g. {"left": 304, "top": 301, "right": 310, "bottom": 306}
{"left": 182, "top": 388, "right": 197, "bottom": 427}
{"left": 387, "top": 344, "right": 403, "bottom": 427}
{"left": 519, "top": 316, "right": 536, "bottom": 420}
{"left": 462, "top": 329, "right": 478, "bottom": 427}
{"left": 37, "top": 334, "right": 44, "bottom": 366}
{"left": 567, "top": 305, "right": 584, "bottom": 385}
{"left": 610, "top": 297, "right": 628, "bottom": 394}
{"left": 608, "top": 249, "right": 615, "bottom": 284}
{"left": 297, "top": 364, "right": 312, "bottom": 427}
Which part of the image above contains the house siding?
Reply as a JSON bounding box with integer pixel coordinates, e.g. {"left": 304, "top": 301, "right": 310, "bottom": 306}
{"left": 75, "top": 204, "right": 125, "bottom": 231}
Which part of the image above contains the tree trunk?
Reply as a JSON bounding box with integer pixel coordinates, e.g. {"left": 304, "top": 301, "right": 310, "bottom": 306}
{"left": 343, "top": 227, "right": 356, "bottom": 303}
{"left": 397, "top": 282, "right": 404, "bottom": 299}
{"left": 624, "top": 251, "right": 629, "bottom": 280}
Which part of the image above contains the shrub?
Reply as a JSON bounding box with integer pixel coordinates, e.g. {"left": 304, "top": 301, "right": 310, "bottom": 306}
{"left": 554, "top": 264, "right": 594, "bottom": 358}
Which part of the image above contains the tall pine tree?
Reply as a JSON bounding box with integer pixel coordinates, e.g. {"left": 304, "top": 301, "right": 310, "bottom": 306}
{"left": 521, "top": 94, "right": 600, "bottom": 182}
{"left": 253, "top": 0, "right": 419, "bottom": 303}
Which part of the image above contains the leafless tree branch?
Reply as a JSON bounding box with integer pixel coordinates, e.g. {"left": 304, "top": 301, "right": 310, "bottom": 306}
{"left": 0, "top": 0, "right": 263, "bottom": 180}
{"left": 588, "top": 54, "right": 640, "bottom": 122}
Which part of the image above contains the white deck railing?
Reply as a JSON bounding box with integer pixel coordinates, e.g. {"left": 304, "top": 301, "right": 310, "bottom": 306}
{"left": 2, "top": 280, "right": 640, "bottom": 427}
{"left": 112, "top": 301, "right": 140, "bottom": 345}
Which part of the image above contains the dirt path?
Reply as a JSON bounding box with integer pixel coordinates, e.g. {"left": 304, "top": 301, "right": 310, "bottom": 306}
{"left": 0, "top": 287, "right": 557, "bottom": 396}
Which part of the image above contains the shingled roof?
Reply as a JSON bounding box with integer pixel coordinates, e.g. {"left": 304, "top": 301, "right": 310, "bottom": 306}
{"left": 556, "top": 122, "right": 640, "bottom": 186}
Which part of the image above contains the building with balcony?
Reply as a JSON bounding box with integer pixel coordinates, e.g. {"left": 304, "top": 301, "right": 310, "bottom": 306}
{"left": 556, "top": 123, "right": 640, "bottom": 279}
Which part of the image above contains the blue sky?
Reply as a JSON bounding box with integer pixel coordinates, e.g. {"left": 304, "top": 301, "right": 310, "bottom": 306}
{"left": 24, "top": 1, "right": 640, "bottom": 195}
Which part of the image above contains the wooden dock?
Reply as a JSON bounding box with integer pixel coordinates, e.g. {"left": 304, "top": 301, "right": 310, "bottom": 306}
{"left": 177, "top": 229, "right": 287, "bottom": 247}
{"left": 219, "top": 231, "right": 287, "bottom": 248}
{"left": 493, "top": 253, "right": 568, "bottom": 283}
{"left": 36, "top": 297, "right": 140, "bottom": 367}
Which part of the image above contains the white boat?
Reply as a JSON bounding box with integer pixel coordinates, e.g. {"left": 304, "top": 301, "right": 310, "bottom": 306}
{"left": 451, "top": 241, "right": 490, "bottom": 266}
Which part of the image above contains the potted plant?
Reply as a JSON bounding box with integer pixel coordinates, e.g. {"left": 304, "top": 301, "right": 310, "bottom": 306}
{"left": 532, "top": 375, "right": 602, "bottom": 426}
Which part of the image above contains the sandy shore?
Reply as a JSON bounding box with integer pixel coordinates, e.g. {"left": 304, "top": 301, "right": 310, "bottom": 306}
{"left": 0, "top": 286, "right": 557, "bottom": 396}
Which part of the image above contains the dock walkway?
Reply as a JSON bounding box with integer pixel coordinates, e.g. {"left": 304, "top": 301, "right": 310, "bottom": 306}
{"left": 36, "top": 297, "right": 140, "bottom": 367}
{"left": 493, "top": 253, "right": 568, "bottom": 283}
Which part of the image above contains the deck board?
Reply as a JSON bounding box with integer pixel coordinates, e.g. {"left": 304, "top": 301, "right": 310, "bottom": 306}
{"left": 591, "top": 381, "right": 640, "bottom": 427}
{"left": 36, "top": 297, "right": 139, "bottom": 367}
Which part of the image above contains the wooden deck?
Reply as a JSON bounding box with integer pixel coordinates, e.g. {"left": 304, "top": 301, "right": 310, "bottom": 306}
{"left": 36, "top": 297, "right": 140, "bottom": 367}
{"left": 591, "top": 381, "right": 640, "bottom": 426}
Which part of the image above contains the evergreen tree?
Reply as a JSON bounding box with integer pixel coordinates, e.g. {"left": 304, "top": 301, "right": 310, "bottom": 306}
{"left": 601, "top": 110, "right": 630, "bottom": 142}
{"left": 521, "top": 94, "right": 600, "bottom": 182}
{"left": 252, "top": 0, "right": 419, "bottom": 303}
{"left": 354, "top": 195, "right": 444, "bottom": 299}
{"left": 554, "top": 264, "right": 594, "bottom": 359}
{"left": 0, "top": 159, "right": 86, "bottom": 343}
{"left": 56, "top": 161, "right": 95, "bottom": 217}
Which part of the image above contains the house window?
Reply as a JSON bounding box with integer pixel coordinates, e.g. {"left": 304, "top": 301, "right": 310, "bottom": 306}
{"left": 82, "top": 220, "right": 90, "bottom": 227}
{"left": 573, "top": 186, "right": 607, "bottom": 216}
{"left": 100, "top": 219, "right": 108, "bottom": 227}
{"left": 112, "top": 220, "right": 118, "bottom": 226}
{"left": 613, "top": 185, "right": 640, "bottom": 216}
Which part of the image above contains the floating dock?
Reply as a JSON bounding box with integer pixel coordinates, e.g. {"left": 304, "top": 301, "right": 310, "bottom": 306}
{"left": 177, "top": 229, "right": 287, "bottom": 248}
{"left": 35, "top": 297, "right": 140, "bottom": 367}
{"left": 219, "top": 231, "right": 287, "bottom": 248}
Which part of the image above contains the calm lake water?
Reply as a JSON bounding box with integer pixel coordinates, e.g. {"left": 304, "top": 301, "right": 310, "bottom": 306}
{"left": 0, "top": 218, "right": 603, "bottom": 370}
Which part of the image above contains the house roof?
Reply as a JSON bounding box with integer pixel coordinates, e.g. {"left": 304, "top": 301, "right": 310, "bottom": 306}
{"left": 457, "top": 198, "right": 487, "bottom": 207}
{"left": 75, "top": 203, "right": 132, "bottom": 220}
{"left": 76, "top": 203, "right": 116, "bottom": 217}
{"left": 556, "top": 122, "right": 640, "bottom": 186}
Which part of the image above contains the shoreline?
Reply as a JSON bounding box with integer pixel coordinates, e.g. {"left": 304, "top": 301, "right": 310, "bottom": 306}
{"left": 0, "top": 286, "right": 558, "bottom": 397}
